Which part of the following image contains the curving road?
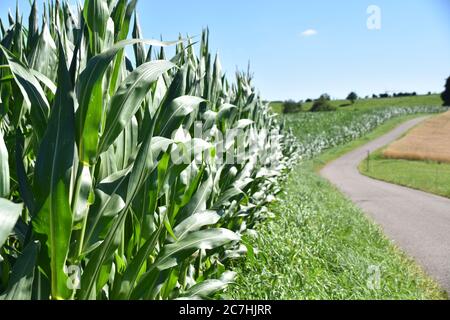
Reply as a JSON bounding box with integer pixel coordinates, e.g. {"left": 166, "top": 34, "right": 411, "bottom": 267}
{"left": 320, "top": 116, "right": 450, "bottom": 294}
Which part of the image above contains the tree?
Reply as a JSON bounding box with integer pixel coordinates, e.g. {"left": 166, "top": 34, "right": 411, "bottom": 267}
{"left": 346, "top": 92, "right": 358, "bottom": 104}
{"left": 310, "top": 94, "right": 336, "bottom": 112}
{"left": 282, "top": 100, "right": 302, "bottom": 114}
{"left": 320, "top": 93, "right": 331, "bottom": 101}
{"left": 441, "top": 76, "right": 450, "bottom": 107}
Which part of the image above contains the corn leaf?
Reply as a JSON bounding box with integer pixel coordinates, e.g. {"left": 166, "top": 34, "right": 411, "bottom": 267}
{"left": 173, "top": 210, "right": 220, "bottom": 240}
{"left": 75, "top": 39, "right": 179, "bottom": 166}
{"left": 0, "top": 241, "right": 39, "bottom": 300}
{"left": 0, "top": 45, "right": 49, "bottom": 139}
{"left": 0, "top": 198, "right": 22, "bottom": 249}
{"left": 132, "top": 12, "right": 146, "bottom": 67}
{"left": 79, "top": 129, "right": 172, "bottom": 299}
{"left": 131, "top": 228, "right": 239, "bottom": 298}
{"left": 98, "top": 60, "right": 175, "bottom": 155}
{"left": 109, "top": 0, "right": 137, "bottom": 94}
{"left": 15, "top": 132, "right": 35, "bottom": 214}
{"left": 0, "top": 130, "right": 9, "bottom": 197}
{"left": 176, "top": 172, "right": 213, "bottom": 223}
{"left": 155, "top": 96, "right": 204, "bottom": 138}
{"left": 181, "top": 271, "right": 236, "bottom": 299}
{"left": 32, "top": 42, "right": 75, "bottom": 300}
{"left": 83, "top": 0, "right": 110, "bottom": 56}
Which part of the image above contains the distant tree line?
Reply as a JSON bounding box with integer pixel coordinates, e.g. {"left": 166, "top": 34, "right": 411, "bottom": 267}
{"left": 280, "top": 94, "right": 336, "bottom": 114}
{"left": 278, "top": 80, "right": 450, "bottom": 114}
{"left": 372, "top": 92, "right": 418, "bottom": 99}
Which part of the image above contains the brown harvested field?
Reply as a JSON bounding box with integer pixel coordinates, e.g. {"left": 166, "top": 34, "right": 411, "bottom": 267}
{"left": 383, "top": 110, "right": 450, "bottom": 163}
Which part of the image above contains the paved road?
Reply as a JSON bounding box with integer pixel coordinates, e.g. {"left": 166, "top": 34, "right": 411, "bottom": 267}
{"left": 321, "top": 117, "right": 450, "bottom": 294}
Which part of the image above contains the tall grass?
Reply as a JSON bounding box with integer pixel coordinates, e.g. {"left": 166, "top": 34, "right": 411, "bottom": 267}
{"left": 0, "top": 0, "right": 295, "bottom": 300}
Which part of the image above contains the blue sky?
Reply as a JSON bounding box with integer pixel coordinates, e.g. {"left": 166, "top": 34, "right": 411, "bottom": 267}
{"left": 1, "top": 0, "right": 449, "bottom": 100}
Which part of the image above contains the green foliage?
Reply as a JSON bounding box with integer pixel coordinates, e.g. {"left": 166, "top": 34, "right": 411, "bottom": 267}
{"left": 281, "top": 100, "right": 302, "bottom": 114}
{"left": 0, "top": 0, "right": 294, "bottom": 300}
{"left": 392, "top": 92, "right": 417, "bottom": 98}
{"left": 360, "top": 149, "right": 450, "bottom": 199}
{"left": 442, "top": 76, "right": 450, "bottom": 107}
{"left": 346, "top": 92, "right": 358, "bottom": 104}
{"left": 310, "top": 94, "right": 336, "bottom": 112}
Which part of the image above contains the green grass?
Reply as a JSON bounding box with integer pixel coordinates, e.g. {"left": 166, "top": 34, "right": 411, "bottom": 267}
{"left": 271, "top": 94, "right": 442, "bottom": 113}
{"left": 227, "top": 112, "right": 447, "bottom": 300}
{"left": 359, "top": 149, "right": 450, "bottom": 199}
{"left": 228, "top": 162, "right": 446, "bottom": 299}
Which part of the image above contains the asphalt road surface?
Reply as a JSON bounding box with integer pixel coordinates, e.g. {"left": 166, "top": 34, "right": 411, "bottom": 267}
{"left": 321, "top": 116, "right": 450, "bottom": 294}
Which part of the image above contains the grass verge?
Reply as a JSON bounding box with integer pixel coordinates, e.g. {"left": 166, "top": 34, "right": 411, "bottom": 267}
{"left": 228, "top": 163, "right": 446, "bottom": 299}
{"left": 227, "top": 113, "right": 447, "bottom": 300}
{"left": 359, "top": 149, "right": 450, "bottom": 199}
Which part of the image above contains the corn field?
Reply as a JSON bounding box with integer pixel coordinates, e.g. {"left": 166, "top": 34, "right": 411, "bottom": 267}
{"left": 0, "top": 0, "right": 296, "bottom": 300}
{"left": 284, "top": 105, "right": 444, "bottom": 159}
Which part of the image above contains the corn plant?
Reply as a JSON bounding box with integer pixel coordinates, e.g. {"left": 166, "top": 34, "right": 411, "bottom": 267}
{"left": 0, "top": 0, "right": 294, "bottom": 300}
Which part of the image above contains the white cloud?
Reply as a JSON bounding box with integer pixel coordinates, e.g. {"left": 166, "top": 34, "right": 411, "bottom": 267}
{"left": 300, "top": 29, "right": 318, "bottom": 37}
